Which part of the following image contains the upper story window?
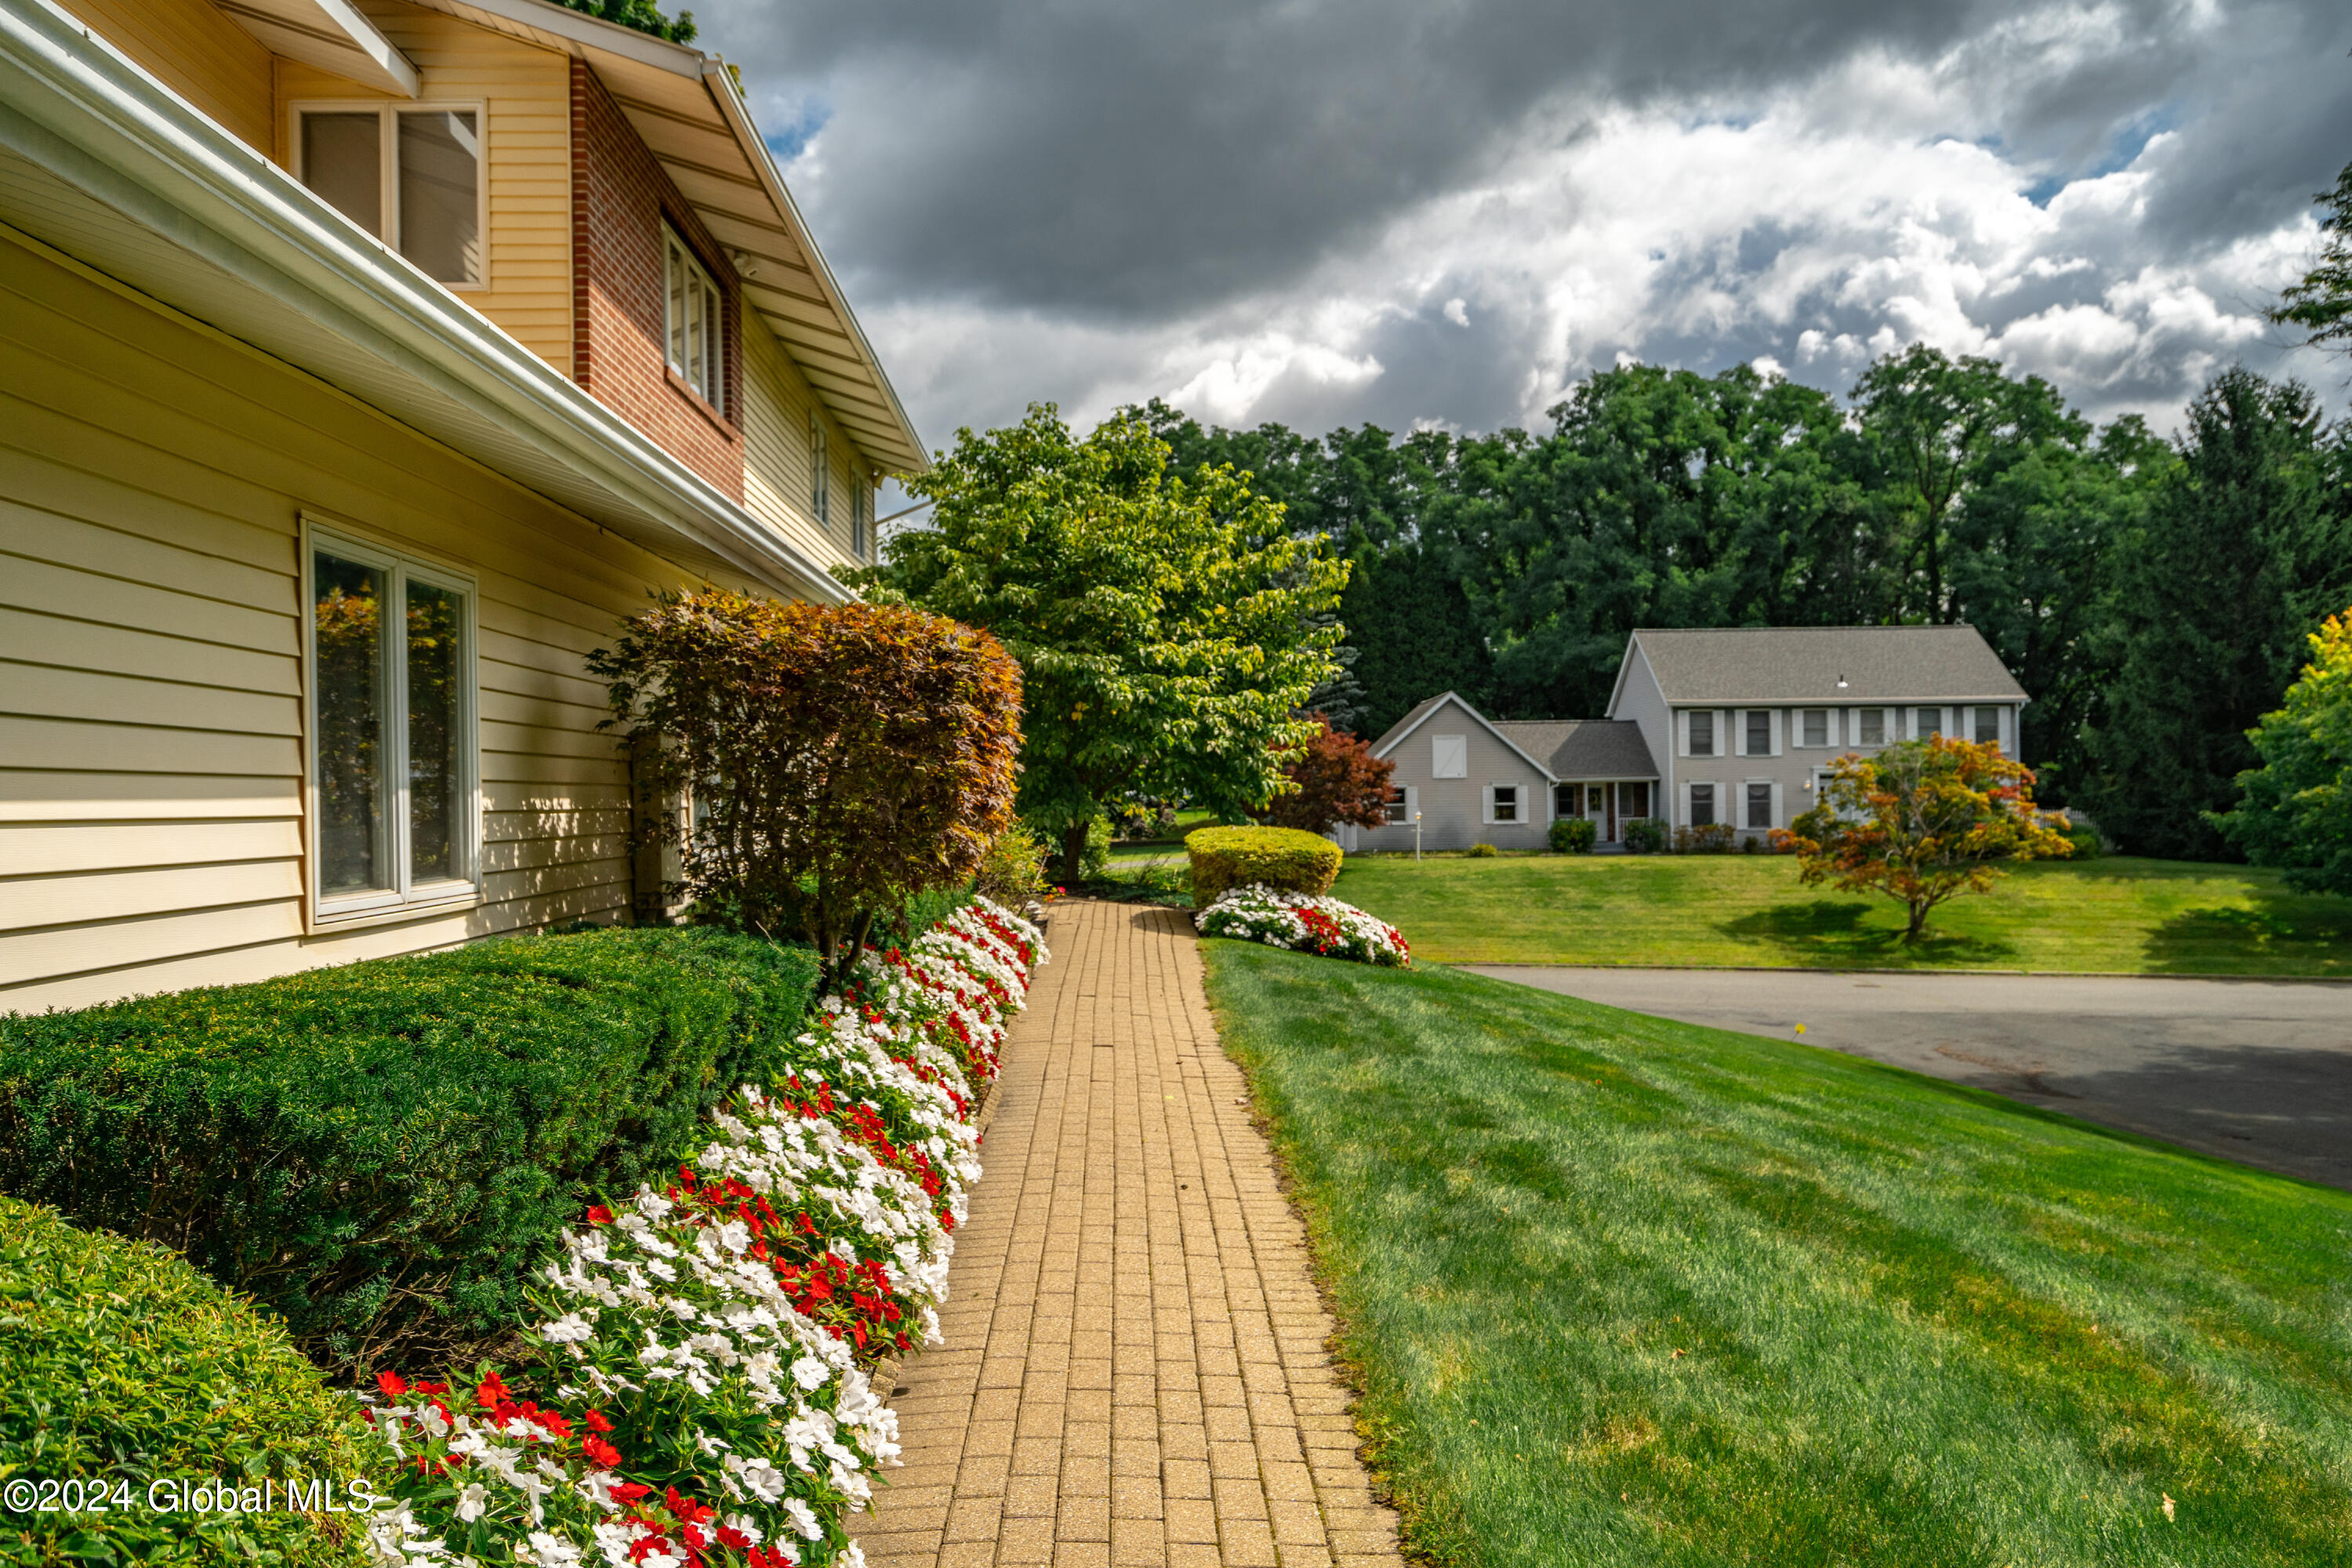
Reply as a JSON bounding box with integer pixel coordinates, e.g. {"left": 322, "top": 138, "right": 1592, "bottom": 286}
{"left": 1916, "top": 706, "right": 1944, "bottom": 739}
{"left": 811, "top": 418, "right": 831, "bottom": 526}
{"left": 1857, "top": 707, "right": 1886, "bottom": 746}
{"left": 1802, "top": 709, "right": 1828, "bottom": 746}
{"left": 307, "top": 527, "right": 478, "bottom": 924}
{"left": 1744, "top": 710, "right": 1771, "bottom": 755}
{"left": 296, "top": 105, "right": 482, "bottom": 285}
{"left": 1974, "top": 706, "right": 2002, "bottom": 746}
{"left": 664, "top": 228, "right": 723, "bottom": 409}
{"left": 1689, "top": 710, "right": 1715, "bottom": 757}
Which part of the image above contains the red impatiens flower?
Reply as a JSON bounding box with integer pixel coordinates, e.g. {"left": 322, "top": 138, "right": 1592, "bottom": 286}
{"left": 586, "top": 1204, "right": 616, "bottom": 1225}
{"left": 584, "top": 1436, "right": 623, "bottom": 1470}
{"left": 376, "top": 1370, "right": 408, "bottom": 1400}
{"left": 475, "top": 1371, "right": 512, "bottom": 1410}
{"left": 584, "top": 1409, "right": 615, "bottom": 1434}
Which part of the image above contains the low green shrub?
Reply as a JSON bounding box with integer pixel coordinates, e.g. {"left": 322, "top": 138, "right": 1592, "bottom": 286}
{"left": 1466, "top": 842, "right": 1501, "bottom": 858}
{"left": 1187, "top": 825, "right": 1342, "bottom": 906}
{"left": 1675, "top": 822, "right": 1737, "bottom": 853}
{"left": 0, "top": 927, "right": 818, "bottom": 1374}
{"left": 975, "top": 821, "right": 1052, "bottom": 905}
{"left": 1548, "top": 818, "right": 1598, "bottom": 854}
{"left": 2064, "top": 822, "right": 2103, "bottom": 860}
{"left": 0, "top": 1194, "right": 379, "bottom": 1566}
{"left": 1623, "top": 817, "right": 1669, "bottom": 854}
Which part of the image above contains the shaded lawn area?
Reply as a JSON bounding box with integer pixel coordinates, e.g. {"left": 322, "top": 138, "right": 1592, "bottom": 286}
{"left": 1200, "top": 942, "right": 2352, "bottom": 1568}
{"left": 1332, "top": 853, "right": 2352, "bottom": 975}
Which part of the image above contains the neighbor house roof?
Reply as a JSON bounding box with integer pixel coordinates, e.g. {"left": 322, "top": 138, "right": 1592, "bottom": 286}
{"left": 1369, "top": 691, "right": 1559, "bottom": 781}
{"left": 1628, "top": 626, "right": 2028, "bottom": 705}
{"left": 1490, "top": 720, "right": 1659, "bottom": 779}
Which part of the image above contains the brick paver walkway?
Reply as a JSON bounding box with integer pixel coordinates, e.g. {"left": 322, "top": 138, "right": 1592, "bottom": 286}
{"left": 858, "top": 900, "right": 1406, "bottom": 1568}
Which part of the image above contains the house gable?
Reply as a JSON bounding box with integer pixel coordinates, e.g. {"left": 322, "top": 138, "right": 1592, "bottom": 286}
{"left": 1370, "top": 691, "right": 1559, "bottom": 782}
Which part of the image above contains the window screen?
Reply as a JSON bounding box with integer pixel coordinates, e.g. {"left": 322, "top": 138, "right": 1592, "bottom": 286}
{"left": 1746, "top": 710, "right": 1771, "bottom": 755}
{"left": 397, "top": 110, "right": 479, "bottom": 284}
{"left": 1690, "top": 783, "right": 1715, "bottom": 826}
{"left": 301, "top": 112, "right": 381, "bottom": 239}
{"left": 1747, "top": 783, "right": 1772, "bottom": 829}
{"left": 1689, "top": 710, "right": 1715, "bottom": 757}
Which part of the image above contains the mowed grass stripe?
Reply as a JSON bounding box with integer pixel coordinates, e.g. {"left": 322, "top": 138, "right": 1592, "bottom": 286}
{"left": 1201, "top": 942, "right": 2352, "bottom": 1567}
{"left": 1331, "top": 854, "right": 2352, "bottom": 975}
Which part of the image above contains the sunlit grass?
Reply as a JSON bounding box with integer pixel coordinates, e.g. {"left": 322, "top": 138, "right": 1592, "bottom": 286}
{"left": 1332, "top": 854, "right": 2352, "bottom": 975}
{"left": 1201, "top": 942, "right": 2352, "bottom": 1566}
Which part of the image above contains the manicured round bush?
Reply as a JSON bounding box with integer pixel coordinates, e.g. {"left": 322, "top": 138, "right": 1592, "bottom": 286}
{"left": 1548, "top": 817, "right": 1598, "bottom": 854}
{"left": 0, "top": 1194, "right": 379, "bottom": 1566}
{"left": 1623, "top": 817, "right": 1669, "bottom": 854}
{"left": 1186, "top": 825, "right": 1342, "bottom": 906}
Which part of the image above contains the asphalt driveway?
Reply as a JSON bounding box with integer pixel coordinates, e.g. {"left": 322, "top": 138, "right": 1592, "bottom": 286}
{"left": 1461, "top": 966, "right": 2352, "bottom": 1189}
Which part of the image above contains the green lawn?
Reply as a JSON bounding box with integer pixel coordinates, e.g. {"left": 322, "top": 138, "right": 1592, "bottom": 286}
{"left": 1332, "top": 853, "right": 2352, "bottom": 975}
{"left": 1200, "top": 942, "right": 2352, "bottom": 1568}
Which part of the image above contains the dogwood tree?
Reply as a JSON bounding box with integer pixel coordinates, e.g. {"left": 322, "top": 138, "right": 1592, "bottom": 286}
{"left": 857, "top": 405, "right": 1348, "bottom": 882}
{"left": 1778, "top": 736, "right": 2073, "bottom": 940}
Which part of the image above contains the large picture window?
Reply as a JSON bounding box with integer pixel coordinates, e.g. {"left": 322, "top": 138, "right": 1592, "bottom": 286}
{"left": 294, "top": 104, "right": 482, "bottom": 285}
{"left": 665, "top": 227, "right": 724, "bottom": 410}
{"left": 308, "top": 529, "right": 477, "bottom": 921}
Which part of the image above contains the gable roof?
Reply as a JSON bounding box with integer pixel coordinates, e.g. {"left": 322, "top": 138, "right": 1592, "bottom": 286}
{"left": 1629, "top": 626, "right": 2028, "bottom": 705}
{"left": 1369, "top": 691, "right": 1560, "bottom": 781}
{"left": 1490, "top": 720, "right": 1659, "bottom": 779}
{"left": 405, "top": 0, "right": 926, "bottom": 477}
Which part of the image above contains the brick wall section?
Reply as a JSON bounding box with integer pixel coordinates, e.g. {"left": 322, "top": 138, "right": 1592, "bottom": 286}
{"left": 569, "top": 59, "right": 744, "bottom": 501}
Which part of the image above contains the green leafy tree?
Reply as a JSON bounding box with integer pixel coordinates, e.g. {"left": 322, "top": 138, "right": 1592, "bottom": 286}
{"left": 2269, "top": 158, "right": 2352, "bottom": 355}
{"left": 858, "top": 405, "right": 1348, "bottom": 882}
{"left": 1341, "top": 542, "right": 1494, "bottom": 736}
{"left": 550, "top": 0, "right": 695, "bottom": 43}
{"left": 2081, "top": 368, "right": 2350, "bottom": 859}
{"left": 2212, "top": 610, "right": 2352, "bottom": 894}
{"left": 1780, "top": 737, "right": 2074, "bottom": 940}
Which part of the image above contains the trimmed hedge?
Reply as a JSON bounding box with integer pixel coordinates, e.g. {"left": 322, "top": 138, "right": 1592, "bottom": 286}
{"left": 0, "top": 1194, "right": 377, "bottom": 1566}
{"left": 1186, "top": 825, "right": 1342, "bottom": 906}
{"left": 0, "top": 927, "right": 817, "bottom": 1374}
{"left": 1548, "top": 817, "right": 1598, "bottom": 854}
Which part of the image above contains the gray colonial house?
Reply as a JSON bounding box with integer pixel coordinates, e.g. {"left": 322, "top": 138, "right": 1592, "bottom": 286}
{"left": 1342, "top": 625, "right": 2029, "bottom": 852}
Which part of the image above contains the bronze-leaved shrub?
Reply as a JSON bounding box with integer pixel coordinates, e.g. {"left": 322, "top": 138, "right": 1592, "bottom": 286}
{"left": 592, "top": 592, "right": 1022, "bottom": 984}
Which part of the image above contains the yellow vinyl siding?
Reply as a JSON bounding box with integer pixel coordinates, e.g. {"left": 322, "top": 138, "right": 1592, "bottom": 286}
{"left": 51, "top": 0, "right": 274, "bottom": 154}
{"left": 741, "top": 310, "right": 859, "bottom": 570}
{"left": 0, "top": 226, "right": 746, "bottom": 1013}
{"left": 275, "top": 3, "right": 573, "bottom": 372}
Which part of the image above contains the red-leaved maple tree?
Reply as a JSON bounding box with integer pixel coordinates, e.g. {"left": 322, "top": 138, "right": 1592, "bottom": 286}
{"left": 1254, "top": 715, "right": 1396, "bottom": 833}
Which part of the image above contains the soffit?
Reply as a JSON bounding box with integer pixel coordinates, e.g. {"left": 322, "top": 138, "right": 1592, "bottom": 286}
{"left": 397, "top": 0, "right": 927, "bottom": 475}
{"left": 220, "top": 0, "right": 419, "bottom": 96}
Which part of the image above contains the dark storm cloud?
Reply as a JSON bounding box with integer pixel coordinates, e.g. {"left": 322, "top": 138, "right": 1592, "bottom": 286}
{"left": 700, "top": 0, "right": 2234, "bottom": 319}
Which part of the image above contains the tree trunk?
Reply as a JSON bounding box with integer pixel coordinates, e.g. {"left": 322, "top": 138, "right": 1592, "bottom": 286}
{"left": 1060, "top": 818, "right": 1091, "bottom": 887}
{"left": 1904, "top": 899, "right": 1930, "bottom": 941}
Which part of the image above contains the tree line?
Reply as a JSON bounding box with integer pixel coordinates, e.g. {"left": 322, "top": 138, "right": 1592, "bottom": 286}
{"left": 1135, "top": 348, "right": 2352, "bottom": 862}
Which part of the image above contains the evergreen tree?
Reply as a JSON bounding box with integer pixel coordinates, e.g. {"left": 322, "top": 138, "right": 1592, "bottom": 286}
{"left": 1341, "top": 544, "right": 1493, "bottom": 737}
{"left": 2082, "top": 369, "right": 2335, "bottom": 859}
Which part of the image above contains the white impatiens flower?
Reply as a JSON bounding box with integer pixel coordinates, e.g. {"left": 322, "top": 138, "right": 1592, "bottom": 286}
{"left": 359, "top": 897, "right": 1047, "bottom": 1568}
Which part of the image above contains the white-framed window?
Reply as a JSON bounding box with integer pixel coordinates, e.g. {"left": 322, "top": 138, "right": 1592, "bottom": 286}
{"left": 293, "top": 103, "right": 484, "bottom": 285}
{"left": 1974, "top": 705, "right": 2002, "bottom": 746}
{"left": 1744, "top": 710, "right": 1771, "bottom": 757}
{"left": 851, "top": 475, "right": 870, "bottom": 558}
{"left": 1688, "top": 710, "right": 1715, "bottom": 757}
{"left": 1916, "top": 706, "right": 1944, "bottom": 739}
{"left": 1432, "top": 734, "right": 1467, "bottom": 778}
{"left": 1554, "top": 782, "right": 1581, "bottom": 818}
{"left": 305, "top": 524, "right": 480, "bottom": 925}
{"left": 1746, "top": 782, "right": 1773, "bottom": 830}
{"left": 1802, "top": 708, "right": 1829, "bottom": 746}
{"left": 1487, "top": 784, "right": 1521, "bottom": 824}
{"left": 663, "top": 227, "right": 724, "bottom": 410}
{"left": 1385, "top": 786, "right": 1410, "bottom": 825}
{"left": 1689, "top": 782, "right": 1716, "bottom": 826}
{"left": 1858, "top": 707, "right": 1886, "bottom": 746}
{"left": 811, "top": 417, "right": 831, "bottom": 527}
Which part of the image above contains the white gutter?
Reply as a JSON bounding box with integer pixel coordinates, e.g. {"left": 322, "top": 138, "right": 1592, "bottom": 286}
{"left": 0, "top": 0, "right": 851, "bottom": 604}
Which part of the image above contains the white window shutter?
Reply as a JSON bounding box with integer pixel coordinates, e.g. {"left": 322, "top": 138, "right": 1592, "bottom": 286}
{"left": 1406, "top": 786, "right": 1417, "bottom": 825}
{"left": 1481, "top": 785, "right": 1495, "bottom": 825}
{"left": 1772, "top": 710, "right": 1784, "bottom": 757}
{"left": 1771, "top": 782, "right": 1783, "bottom": 826}
{"left": 1678, "top": 710, "right": 1689, "bottom": 758}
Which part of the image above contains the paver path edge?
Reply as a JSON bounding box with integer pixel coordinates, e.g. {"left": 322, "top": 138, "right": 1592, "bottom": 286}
{"left": 856, "top": 899, "right": 1409, "bottom": 1568}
